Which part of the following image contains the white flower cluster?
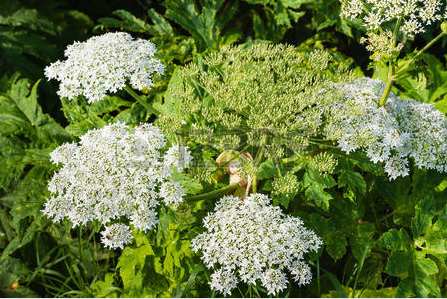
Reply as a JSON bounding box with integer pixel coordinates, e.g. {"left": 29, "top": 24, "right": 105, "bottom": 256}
{"left": 191, "top": 193, "right": 322, "bottom": 296}
{"left": 43, "top": 122, "right": 192, "bottom": 249}
{"left": 164, "top": 144, "right": 193, "bottom": 172}
{"left": 45, "top": 32, "right": 164, "bottom": 103}
{"left": 360, "top": 31, "right": 404, "bottom": 62}
{"left": 325, "top": 77, "right": 447, "bottom": 180}
{"left": 340, "top": 0, "right": 445, "bottom": 36}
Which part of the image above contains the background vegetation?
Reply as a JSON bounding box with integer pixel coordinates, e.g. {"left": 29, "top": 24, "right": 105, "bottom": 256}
{"left": 1, "top": 0, "right": 447, "bottom": 297}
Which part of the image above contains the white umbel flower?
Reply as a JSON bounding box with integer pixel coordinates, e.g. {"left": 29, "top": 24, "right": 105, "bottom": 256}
{"left": 159, "top": 181, "right": 185, "bottom": 206}
{"left": 340, "top": 0, "right": 445, "bottom": 37}
{"left": 191, "top": 193, "right": 322, "bottom": 296}
{"left": 45, "top": 32, "right": 164, "bottom": 103}
{"left": 101, "top": 223, "right": 134, "bottom": 250}
{"left": 326, "top": 77, "right": 447, "bottom": 179}
{"left": 43, "top": 122, "right": 190, "bottom": 249}
{"left": 210, "top": 268, "right": 238, "bottom": 296}
{"left": 164, "top": 144, "right": 193, "bottom": 172}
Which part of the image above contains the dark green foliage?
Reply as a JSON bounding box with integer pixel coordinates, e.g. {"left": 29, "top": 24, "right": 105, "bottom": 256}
{"left": 0, "top": 75, "right": 113, "bottom": 297}
{"left": 0, "top": 0, "right": 93, "bottom": 79}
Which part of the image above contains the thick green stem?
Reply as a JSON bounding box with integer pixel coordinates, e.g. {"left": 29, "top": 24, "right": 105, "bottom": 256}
{"left": 184, "top": 183, "right": 239, "bottom": 203}
{"left": 395, "top": 31, "right": 446, "bottom": 78}
{"left": 379, "top": 19, "right": 401, "bottom": 107}
{"left": 407, "top": 32, "right": 445, "bottom": 66}
{"left": 379, "top": 69, "right": 394, "bottom": 107}
{"left": 124, "top": 86, "right": 160, "bottom": 116}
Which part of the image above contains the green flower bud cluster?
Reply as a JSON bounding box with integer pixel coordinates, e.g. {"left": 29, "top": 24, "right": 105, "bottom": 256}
{"left": 164, "top": 44, "right": 353, "bottom": 171}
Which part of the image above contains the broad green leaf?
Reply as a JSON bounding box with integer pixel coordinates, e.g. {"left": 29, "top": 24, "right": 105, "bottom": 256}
{"left": 411, "top": 197, "right": 436, "bottom": 238}
{"left": 386, "top": 250, "right": 440, "bottom": 297}
{"left": 257, "top": 160, "right": 279, "bottom": 180}
{"left": 164, "top": 0, "right": 240, "bottom": 50}
{"left": 303, "top": 166, "right": 336, "bottom": 210}
{"left": 377, "top": 228, "right": 411, "bottom": 251}
{"left": 117, "top": 233, "right": 154, "bottom": 291}
{"left": 91, "top": 273, "right": 120, "bottom": 297}
{"left": 147, "top": 9, "right": 173, "bottom": 36}
{"left": 338, "top": 169, "right": 366, "bottom": 201}
{"left": 1, "top": 222, "right": 37, "bottom": 260}
{"left": 308, "top": 213, "right": 347, "bottom": 260}
{"left": 434, "top": 97, "right": 447, "bottom": 113}
{"left": 423, "top": 230, "right": 447, "bottom": 255}
{"left": 305, "top": 184, "right": 332, "bottom": 210}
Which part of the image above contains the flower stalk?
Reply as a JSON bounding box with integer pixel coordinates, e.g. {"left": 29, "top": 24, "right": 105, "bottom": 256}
{"left": 184, "top": 183, "right": 239, "bottom": 203}
{"left": 379, "top": 65, "right": 394, "bottom": 107}
{"left": 124, "top": 86, "right": 160, "bottom": 116}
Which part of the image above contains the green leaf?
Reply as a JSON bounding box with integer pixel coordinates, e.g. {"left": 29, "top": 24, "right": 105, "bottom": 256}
{"left": 164, "top": 0, "right": 240, "bottom": 50}
{"left": 348, "top": 151, "right": 384, "bottom": 176}
{"left": 338, "top": 169, "right": 366, "bottom": 201}
{"left": 433, "top": 204, "right": 447, "bottom": 231}
{"left": 434, "top": 97, "right": 447, "bottom": 113}
{"left": 91, "top": 273, "right": 120, "bottom": 297}
{"left": 303, "top": 166, "right": 336, "bottom": 210}
{"left": 305, "top": 184, "right": 333, "bottom": 210}
{"left": 117, "top": 232, "right": 154, "bottom": 291}
{"left": 96, "top": 9, "right": 153, "bottom": 34}
{"left": 252, "top": 8, "right": 289, "bottom": 42}
{"left": 147, "top": 9, "right": 173, "bottom": 36}
{"left": 0, "top": 257, "right": 26, "bottom": 289}
{"left": 257, "top": 160, "right": 278, "bottom": 180}
{"left": 308, "top": 213, "right": 347, "bottom": 260}
{"left": 350, "top": 222, "right": 375, "bottom": 262}
{"left": 1, "top": 222, "right": 38, "bottom": 260}
{"left": 411, "top": 197, "right": 436, "bottom": 238}
{"left": 377, "top": 228, "right": 411, "bottom": 251}
{"left": 386, "top": 251, "right": 440, "bottom": 297}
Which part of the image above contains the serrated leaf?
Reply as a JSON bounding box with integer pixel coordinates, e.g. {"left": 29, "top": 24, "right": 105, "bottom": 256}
{"left": 117, "top": 233, "right": 154, "bottom": 291}
{"left": 303, "top": 166, "right": 336, "bottom": 210}
{"left": 305, "top": 184, "right": 333, "bottom": 210}
{"left": 257, "top": 160, "right": 278, "bottom": 180}
{"left": 147, "top": 9, "right": 173, "bottom": 36}
{"left": 304, "top": 166, "right": 337, "bottom": 189}
{"left": 386, "top": 251, "right": 440, "bottom": 297}
{"left": 411, "top": 197, "right": 436, "bottom": 238}
{"left": 1, "top": 222, "right": 38, "bottom": 260}
{"left": 91, "top": 273, "right": 119, "bottom": 297}
{"left": 308, "top": 213, "right": 347, "bottom": 260}
{"left": 377, "top": 228, "right": 411, "bottom": 251}
{"left": 338, "top": 169, "right": 366, "bottom": 201}
{"left": 164, "top": 0, "right": 240, "bottom": 50}
{"left": 348, "top": 151, "right": 384, "bottom": 176}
